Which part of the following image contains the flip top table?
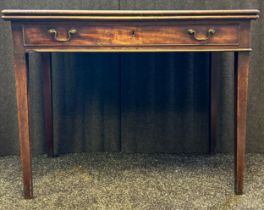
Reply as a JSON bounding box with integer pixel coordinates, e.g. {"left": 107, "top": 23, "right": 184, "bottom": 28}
{"left": 1, "top": 9, "right": 259, "bottom": 198}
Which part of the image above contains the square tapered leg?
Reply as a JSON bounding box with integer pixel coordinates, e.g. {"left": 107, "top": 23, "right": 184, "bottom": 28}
{"left": 209, "top": 53, "right": 220, "bottom": 154}
{"left": 234, "top": 51, "right": 250, "bottom": 195}
{"left": 41, "top": 53, "right": 54, "bottom": 157}
{"left": 12, "top": 23, "right": 33, "bottom": 199}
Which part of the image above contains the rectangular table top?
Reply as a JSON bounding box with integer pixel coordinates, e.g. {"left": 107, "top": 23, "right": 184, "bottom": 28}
{"left": 2, "top": 9, "right": 260, "bottom": 20}
{"left": 1, "top": 9, "right": 259, "bottom": 52}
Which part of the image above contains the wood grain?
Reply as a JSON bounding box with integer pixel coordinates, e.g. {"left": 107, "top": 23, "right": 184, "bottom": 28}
{"left": 234, "top": 51, "right": 250, "bottom": 195}
{"left": 2, "top": 9, "right": 258, "bottom": 198}
{"left": 41, "top": 53, "right": 54, "bottom": 157}
{"left": 25, "top": 47, "right": 253, "bottom": 53}
{"left": 11, "top": 23, "right": 33, "bottom": 199}
{"left": 209, "top": 53, "right": 220, "bottom": 154}
{"left": 2, "top": 9, "right": 260, "bottom": 15}
{"left": 2, "top": 15, "right": 260, "bottom": 20}
{"left": 23, "top": 22, "right": 240, "bottom": 47}
{"left": 2, "top": 10, "right": 259, "bottom": 21}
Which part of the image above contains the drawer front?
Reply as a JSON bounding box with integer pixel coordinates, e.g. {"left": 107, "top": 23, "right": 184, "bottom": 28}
{"left": 23, "top": 22, "right": 240, "bottom": 47}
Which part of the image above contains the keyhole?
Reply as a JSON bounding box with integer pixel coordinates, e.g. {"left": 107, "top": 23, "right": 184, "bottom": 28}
{"left": 131, "top": 30, "right": 136, "bottom": 36}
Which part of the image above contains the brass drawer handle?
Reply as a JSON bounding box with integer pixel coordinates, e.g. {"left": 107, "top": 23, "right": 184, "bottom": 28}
{"left": 187, "top": 28, "right": 215, "bottom": 41}
{"left": 48, "top": 28, "right": 77, "bottom": 42}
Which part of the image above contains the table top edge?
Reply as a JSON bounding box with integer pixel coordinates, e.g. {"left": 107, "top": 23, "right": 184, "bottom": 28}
{"left": 1, "top": 9, "right": 260, "bottom": 16}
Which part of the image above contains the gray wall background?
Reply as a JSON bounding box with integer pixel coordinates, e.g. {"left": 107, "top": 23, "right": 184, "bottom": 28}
{"left": 0, "top": 0, "right": 263, "bottom": 156}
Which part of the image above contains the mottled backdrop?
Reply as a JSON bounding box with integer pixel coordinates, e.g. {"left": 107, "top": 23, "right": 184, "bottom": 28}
{"left": 0, "top": 0, "right": 263, "bottom": 155}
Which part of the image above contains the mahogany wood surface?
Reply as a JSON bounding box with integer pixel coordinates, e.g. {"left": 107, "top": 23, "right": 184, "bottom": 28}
{"left": 2, "top": 9, "right": 260, "bottom": 15}
{"left": 11, "top": 23, "right": 33, "bottom": 199}
{"left": 209, "top": 53, "right": 220, "bottom": 154}
{"left": 1, "top": 9, "right": 259, "bottom": 198}
{"left": 23, "top": 21, "right": 240, "bottom": 47}
{"left": 234, "top": 51, "right": 250, "bottom": 195}
{"left": 2, "top": 9, "right": 260, "bottom": 20}
{"left": 41, "top": 53, "right": 54, "bottom": 157}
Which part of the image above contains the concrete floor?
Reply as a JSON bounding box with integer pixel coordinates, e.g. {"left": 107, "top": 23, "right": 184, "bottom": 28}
{"left": 1, "top": 153, "right": 264, "bottom": 210}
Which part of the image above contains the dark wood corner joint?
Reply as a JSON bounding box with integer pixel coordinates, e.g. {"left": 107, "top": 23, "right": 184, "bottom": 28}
{"left": 1, "top": 9, "right": 259, "bottom": 198}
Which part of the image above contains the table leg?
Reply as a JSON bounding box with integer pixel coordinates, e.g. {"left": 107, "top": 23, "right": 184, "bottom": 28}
{"left": 234, "top": 51, "right": 250, "bottom": 195}
{"left": 41, "top": 53, "right": 54, "bottom": 157}
{"left": 209, "top": 53, "right": 219, "bottom": 154}
{"left": 12, "top": 24, "right": 33, "bottom": 199}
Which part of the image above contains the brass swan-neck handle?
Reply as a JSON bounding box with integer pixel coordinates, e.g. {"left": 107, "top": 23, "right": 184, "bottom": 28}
{"left": 48, "top": 28, "right": 77, "bottom": 42}
{"left": 187, "top": 28, "right": 216, "bottom": 41}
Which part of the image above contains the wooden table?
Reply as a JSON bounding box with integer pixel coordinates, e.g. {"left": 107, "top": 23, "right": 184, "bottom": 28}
{"left": 1, "top": 10, "right": 259, "bottom": 199}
